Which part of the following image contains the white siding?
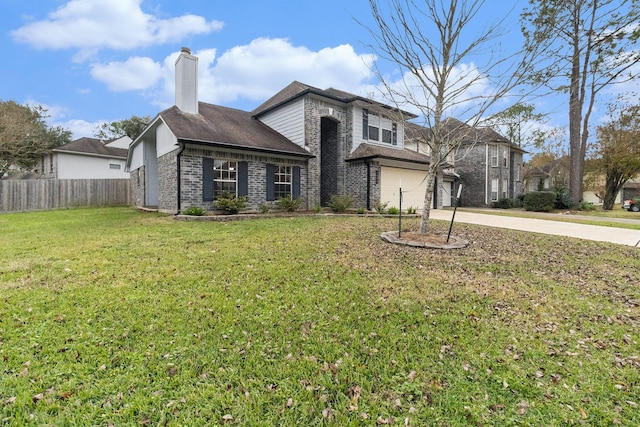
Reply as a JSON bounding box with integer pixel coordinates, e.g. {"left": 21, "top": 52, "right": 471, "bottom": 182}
{"left": 129, "top": 143, "right": 144, "bottom": 171}
{"left": 352, "top": 106, "right": 406, "bottom": 153}
{"left": 56, "top": 153, "right": 129, "bottom": 179}
{"left": 156, "top": 122, "right": 178, "bottom": 158}
{"left": 105, "top": 136, "right": 132, "bottom": 149}
{"left": 258, "top": 98, "right": 305, "bottom": 147}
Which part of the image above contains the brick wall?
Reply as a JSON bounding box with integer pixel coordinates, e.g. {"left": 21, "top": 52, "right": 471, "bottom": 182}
{"left": 179, "top": 146, "right": 308, "bottom": 212}
{"left": 131, "top": 166, "right": 145, "bottom": 207}
{"left": 304, "top": 98, "right": 351, "bottom": 207}
{"left": 158, "top": 150, "right": 178, "bottom": 213}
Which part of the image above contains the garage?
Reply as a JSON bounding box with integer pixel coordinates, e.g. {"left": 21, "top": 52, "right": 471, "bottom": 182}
{"left": 380, "top": 166, "right": 456, "bottom": 210}
{"left": 380, "top": 166, "right": 429, "bottom": 210}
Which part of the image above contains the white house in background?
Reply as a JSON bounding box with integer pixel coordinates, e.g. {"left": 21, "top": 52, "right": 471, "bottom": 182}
{"left": 38, "top": 136, "right": 131, "bottom": 179}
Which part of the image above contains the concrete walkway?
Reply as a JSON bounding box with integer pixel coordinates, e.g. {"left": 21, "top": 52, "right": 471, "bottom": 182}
{"left": 428, "top": 209, "right": 640, "bottom": 247}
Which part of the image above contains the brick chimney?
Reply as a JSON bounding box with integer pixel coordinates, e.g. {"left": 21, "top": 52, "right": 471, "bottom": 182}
{"left": 175, "top": 47, "right": 198, "bottom": 114}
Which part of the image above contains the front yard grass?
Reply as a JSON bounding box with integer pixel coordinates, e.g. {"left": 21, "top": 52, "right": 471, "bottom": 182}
{"left": 1, "top": 207, "right": 639, "bottom": 426}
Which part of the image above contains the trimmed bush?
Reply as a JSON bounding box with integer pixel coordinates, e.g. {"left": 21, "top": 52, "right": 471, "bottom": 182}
{"left": 214, "top": 192, "right": 247, "bottom": 214}
{"left": 523, "top": 191, "right": 556, "bottom": 212}
{"left": 328, "top": 194, "right": 354, "bottom": 213}
{"left": 387, "top": 206, "right": 400, "bottom": 215}
{"left": 406, "top": 206, "right": 417, "bottom": 214}
{"left": 277, "top": 196, "right": 304, "bottom": 212}
{"left": 492, "top": 198, "right": 515, "bottom": 209}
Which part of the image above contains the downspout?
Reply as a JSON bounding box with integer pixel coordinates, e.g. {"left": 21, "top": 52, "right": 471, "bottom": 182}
{"left": 175, "top": 141, "right": 186, "bottom": 214}
{"left": 485, "top": 144, "right": 489, "bottom": 205}
{"left": 365, "top": 160, "right": 371, "bottom": 210}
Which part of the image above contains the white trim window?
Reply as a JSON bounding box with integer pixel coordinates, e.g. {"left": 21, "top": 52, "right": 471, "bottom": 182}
{"left": 502, "top": 147, "right": 508, "bottom": 167}
{"left": 490, "top": 145, "right": 499, "bottom": 167}
{"left": 214, "top": 160, "right": 237, "bottom": 197}
{"left": 502, "top": 178, "right": 508, "bottom": 199}
{"left": 274, "top": 166, "right": 292, "bottom": 199}
{"left": 491, "top": 178, "right": 499, "bottom": 201}
{"left": 363, "top": 109, "right": 397, "bottom": 145}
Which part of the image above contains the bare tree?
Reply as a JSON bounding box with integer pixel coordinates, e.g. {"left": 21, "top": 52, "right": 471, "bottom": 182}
{"left": 364, "top": 0, "right": 540, "bottom": 234}
{"left": 521, "top": 0, "right": 640, "bottom": 206}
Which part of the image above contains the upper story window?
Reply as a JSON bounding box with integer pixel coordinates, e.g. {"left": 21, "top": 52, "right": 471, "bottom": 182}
{"left": 363, "top": 109, "right": 397, "bottom": 146}
{"left": 490, "top": 145, "right": 498, "bottom": 167}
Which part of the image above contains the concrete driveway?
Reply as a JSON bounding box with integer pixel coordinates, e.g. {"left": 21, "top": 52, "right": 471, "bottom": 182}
{"left": 429, "top": 209, "right": 640, "bottom": 247}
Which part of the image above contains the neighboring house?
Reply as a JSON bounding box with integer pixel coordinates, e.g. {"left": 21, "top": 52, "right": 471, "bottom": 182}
{"left": 127, "top": 48, "right": 434, "bottom": 214}
{"left": 444, "top": 119, "right": 525, "bottom": 207}
{"left": 37, "top": 136, "right": 131, "bottom": 179}
{"left": 523, "top": 157, "right": 569, "bottom": 193}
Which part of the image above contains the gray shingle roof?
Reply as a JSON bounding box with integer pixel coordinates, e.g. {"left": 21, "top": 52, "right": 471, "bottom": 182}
{"left": 347, "top": 143, "right": 430, "bottom": 165}
{"left": 160, "top": 103, "right": 313, "bottom": 157}
{"left": 54, "top": 137, "right": 128, "bottom": 159}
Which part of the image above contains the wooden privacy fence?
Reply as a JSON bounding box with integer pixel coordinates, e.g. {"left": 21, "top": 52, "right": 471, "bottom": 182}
{"left": 0, "top": 179, "right": 131, "bottom": 213}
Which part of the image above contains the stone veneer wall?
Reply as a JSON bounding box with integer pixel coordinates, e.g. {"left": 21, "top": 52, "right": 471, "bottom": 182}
{"left": 304, "top": 98, "right": 352, "bottom": 207}
{"left": 179, "top": 146, "right": 308, "bottom": 212}
{"left": 345, "top": 160, "right": 381, "bottom": 210}
{"left": 158, "top": 150, "right": 178, "bottom": 213}
{"left": 130, "top": 166, "right": 146, "bottom": 207}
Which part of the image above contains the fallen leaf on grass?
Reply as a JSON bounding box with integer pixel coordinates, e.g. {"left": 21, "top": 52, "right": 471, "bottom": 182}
{"left": 222, "top": 414, "right": 234, "bottom": 422}
{"left": 3, "top": 397, "right": 16, "bottom": 405}
{"left": 377, "top": 416, "right": 395, "bottom": 424}
{"left": 580, "top": 406, "right": 587, "bottom": 419}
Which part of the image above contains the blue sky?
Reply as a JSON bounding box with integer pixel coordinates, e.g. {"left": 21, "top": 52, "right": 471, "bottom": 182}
{"left": 1, "top": 0, "right": 570, "bottom": 140}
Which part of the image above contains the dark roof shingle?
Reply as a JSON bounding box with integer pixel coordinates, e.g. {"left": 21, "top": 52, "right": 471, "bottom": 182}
{"left": 160, "top": 103, "right": 313, "bottom": 157}
{"left": 54, "top": 137, "right": 128, "bottom": 158}
{"left": 347, "top": 143, "right": 430, "bottom": 165}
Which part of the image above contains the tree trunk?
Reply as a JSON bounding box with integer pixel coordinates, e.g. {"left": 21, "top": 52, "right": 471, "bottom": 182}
{"left": 418, "top": 168, "right": 437, "bottom": 235}
{"left": 602, "top": 171, "right": 624, "bottom": 210}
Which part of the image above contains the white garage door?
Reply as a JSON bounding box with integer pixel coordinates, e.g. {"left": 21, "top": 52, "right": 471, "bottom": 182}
{"left": 380, "top": 167, "right": 429, "bottom": 211}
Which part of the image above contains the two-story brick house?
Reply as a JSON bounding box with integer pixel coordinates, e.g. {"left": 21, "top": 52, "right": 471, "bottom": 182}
{"left": 126, "top": 48, "right": 434, "bottom": 214}
{"left": 446, "top": 118, "right": 525, "bottom": 207}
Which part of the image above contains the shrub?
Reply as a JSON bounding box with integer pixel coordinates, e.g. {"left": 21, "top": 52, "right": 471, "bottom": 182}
{"left": 276, "top": 196, "right": 304, "bottom": 212}
{"left": 214, "top": 192, "right": 247, "bottom": 214}
{"left": 579, "top": 201, "right": 596, "bottom": 211}
{"left": 258, "top": 203, "right": 270, "bottom": 214}
{"left": 406, "top": 206, "right": 417, "bottom": 214}
{"left": 554, "top": 186, "right": 574, "bottom": 209}
{"left": 387, "top": 206, "right": 400, "bottom": 215}
{"left": 492, "top": 198, "right": 515, "bottom": 209}
{"left": 313, "top": 204, "right": 323, "bottom": 214}
{"left": 374, "top": 201, "right": 388, "bottom": 214}
{"left": 356, "top": 207, "right": 366, "bottom": 214}
{"left": 523, "top": 191, "right": 555, "bottom": 212}
{"left": 328, "top": 194, "right": 354, "bottom": 213}
{"left": 182, "top": 205, "right": 205, "bottom": 216}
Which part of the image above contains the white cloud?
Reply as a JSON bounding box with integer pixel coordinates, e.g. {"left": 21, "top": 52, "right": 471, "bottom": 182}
{"left": 93, "top": 39, "right": 376, "bottom": 109}
{"left": 11, "top": 0, "right": 223, "bottom": 56}
{"left": 91, "top": 57, "right": 164, "bottom": 91}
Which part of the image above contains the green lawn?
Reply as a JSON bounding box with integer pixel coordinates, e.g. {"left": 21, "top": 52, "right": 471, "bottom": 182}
{"left": 1, "top": 207, "right": 639, "bottom": 426}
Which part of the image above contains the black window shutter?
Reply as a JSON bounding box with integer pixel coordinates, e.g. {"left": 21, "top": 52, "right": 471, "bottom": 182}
{"left": 238, "top": 161, "right": 248, "bottom": 197}
{"left": 292, "top": 166, "right": 301, "bottom": 199}
{"left": 202, "top": 157, "right": 214, "bottom": 201}
{"left": 266, "top": 163, "right": 275, "bottom": 201}
{"left": 362, "top": 109, "right": 369, "bottom": 140}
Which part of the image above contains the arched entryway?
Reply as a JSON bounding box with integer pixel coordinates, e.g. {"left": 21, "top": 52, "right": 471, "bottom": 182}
{"left": 320, "top": 117, "right": 339, "bottom": 206}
